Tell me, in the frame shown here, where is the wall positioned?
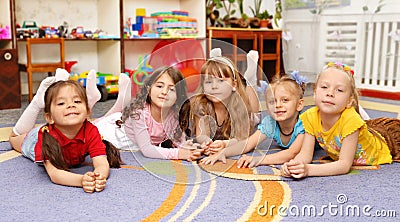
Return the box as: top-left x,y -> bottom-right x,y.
282,0 -> 400,81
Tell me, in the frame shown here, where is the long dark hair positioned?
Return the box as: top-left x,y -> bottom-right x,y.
120,66 -> 189,143
41,80 -> 122,170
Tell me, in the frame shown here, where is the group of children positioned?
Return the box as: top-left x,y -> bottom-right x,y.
9,48 -> 400,192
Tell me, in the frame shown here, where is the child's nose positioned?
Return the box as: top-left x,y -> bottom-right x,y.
211,79 -> 218,89
161,87 -> 169,94
67,101 -> 76,108
326,89 -> 334,97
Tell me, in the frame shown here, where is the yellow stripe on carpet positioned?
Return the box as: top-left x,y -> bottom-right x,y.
168,163 -> 201,221
142,160 -> 188,221
0,150 -> 21,163
0,127 -> 12,142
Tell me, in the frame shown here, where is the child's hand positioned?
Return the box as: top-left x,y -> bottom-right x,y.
280,162 -> 292,177
237,155 -> 263,168
200,149 -> 226,165
82,172 -> 96,193
286,160 -> 308,178
180,140 -> 198,150
94,172 -> 107,192
206,140 -> 226,155
178,148 -> 204,162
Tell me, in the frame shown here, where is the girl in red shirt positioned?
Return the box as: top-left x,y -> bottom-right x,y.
9,74 -> 121,193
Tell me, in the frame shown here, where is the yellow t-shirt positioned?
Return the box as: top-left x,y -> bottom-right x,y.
300,107 -> 392,165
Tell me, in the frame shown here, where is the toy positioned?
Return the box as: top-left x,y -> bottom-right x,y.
126,54 -> 153,96
16,20 -> 39,39
0,24 -> 10,39
64,61 -> 78,73
58,21 -> 69,38
71,26 -> 85,39
70,71 -> 120,101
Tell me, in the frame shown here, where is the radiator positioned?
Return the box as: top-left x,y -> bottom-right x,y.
319,14 -> 400,92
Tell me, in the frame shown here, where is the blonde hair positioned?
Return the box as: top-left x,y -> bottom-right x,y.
315,63 -> 360,114
189,57 -> 254,140
266,74 -> 306,100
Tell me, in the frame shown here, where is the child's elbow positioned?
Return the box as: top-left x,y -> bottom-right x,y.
47,172 -> 61,184
338,162 -> 353,175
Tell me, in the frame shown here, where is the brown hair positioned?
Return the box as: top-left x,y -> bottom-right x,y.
41,80 -> 122,169
189,57 -> 254,140
120,66 -> 188,143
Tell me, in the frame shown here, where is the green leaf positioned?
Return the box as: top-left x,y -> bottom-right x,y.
362,6 -> 368,12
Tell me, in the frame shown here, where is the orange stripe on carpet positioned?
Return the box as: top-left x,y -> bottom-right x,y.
142,160 -> 188,221
246,181 -> 285,221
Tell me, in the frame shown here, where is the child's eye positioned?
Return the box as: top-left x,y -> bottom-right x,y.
204,80 -> 212,84
267,100 -> 275,105
320,85 -> 327,89
74,100 -> 82,103
218,79 -> 225,83
169,87 -> 176,92
282,98 -> 289,103
337,89 -> 344,92
57,102 -> 65,106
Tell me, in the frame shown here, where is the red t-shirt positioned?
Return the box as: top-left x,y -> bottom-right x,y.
34,120 -> 106,167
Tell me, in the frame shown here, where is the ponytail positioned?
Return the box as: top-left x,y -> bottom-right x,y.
103,140 -> 123,168
41,125 -> 69,171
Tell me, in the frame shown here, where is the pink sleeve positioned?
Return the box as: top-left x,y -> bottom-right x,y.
124,110 -> 179,159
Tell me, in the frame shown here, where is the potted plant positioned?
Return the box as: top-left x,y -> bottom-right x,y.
248,0 -> 272,28
206,0 -> 237,27
259,9 -> 271,28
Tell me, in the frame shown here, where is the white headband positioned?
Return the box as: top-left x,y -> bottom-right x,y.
208,56 -> 237,80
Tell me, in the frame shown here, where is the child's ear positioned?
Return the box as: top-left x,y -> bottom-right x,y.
346,96 -> 354,108
44,113 -> 54,124
297,98 -> 305,111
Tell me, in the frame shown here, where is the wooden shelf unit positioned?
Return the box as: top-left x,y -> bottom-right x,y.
6,0 -> 206,95
207,27 -> 283,82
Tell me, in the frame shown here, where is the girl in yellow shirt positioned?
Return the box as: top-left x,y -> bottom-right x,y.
281,62 -> 400,178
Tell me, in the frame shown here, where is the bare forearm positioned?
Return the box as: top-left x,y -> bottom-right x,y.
261,149 -> 298,165
93,156 -> 110,178
94,164 -> 110,178
49,170 -> 84,187
306,161 -> 352,177
224,139 -> 250,157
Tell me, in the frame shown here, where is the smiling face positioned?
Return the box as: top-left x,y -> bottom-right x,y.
314,68 -> 354,116
45,85 -> 89,132
266,84 -> 304,122
149,72 -> 178,110
203,74 -> 235,104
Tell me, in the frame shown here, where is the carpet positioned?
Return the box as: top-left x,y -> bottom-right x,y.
1,140 -> 399,222
1,97 -> 400,221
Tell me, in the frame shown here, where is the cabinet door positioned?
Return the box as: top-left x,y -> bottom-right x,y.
0,49 -> 20,109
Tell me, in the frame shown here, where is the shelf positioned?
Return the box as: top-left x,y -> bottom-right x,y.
4,0 -> 206,95
207,27 -> 283,82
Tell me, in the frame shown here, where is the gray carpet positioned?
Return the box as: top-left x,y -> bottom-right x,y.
1,140 -> 399,221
